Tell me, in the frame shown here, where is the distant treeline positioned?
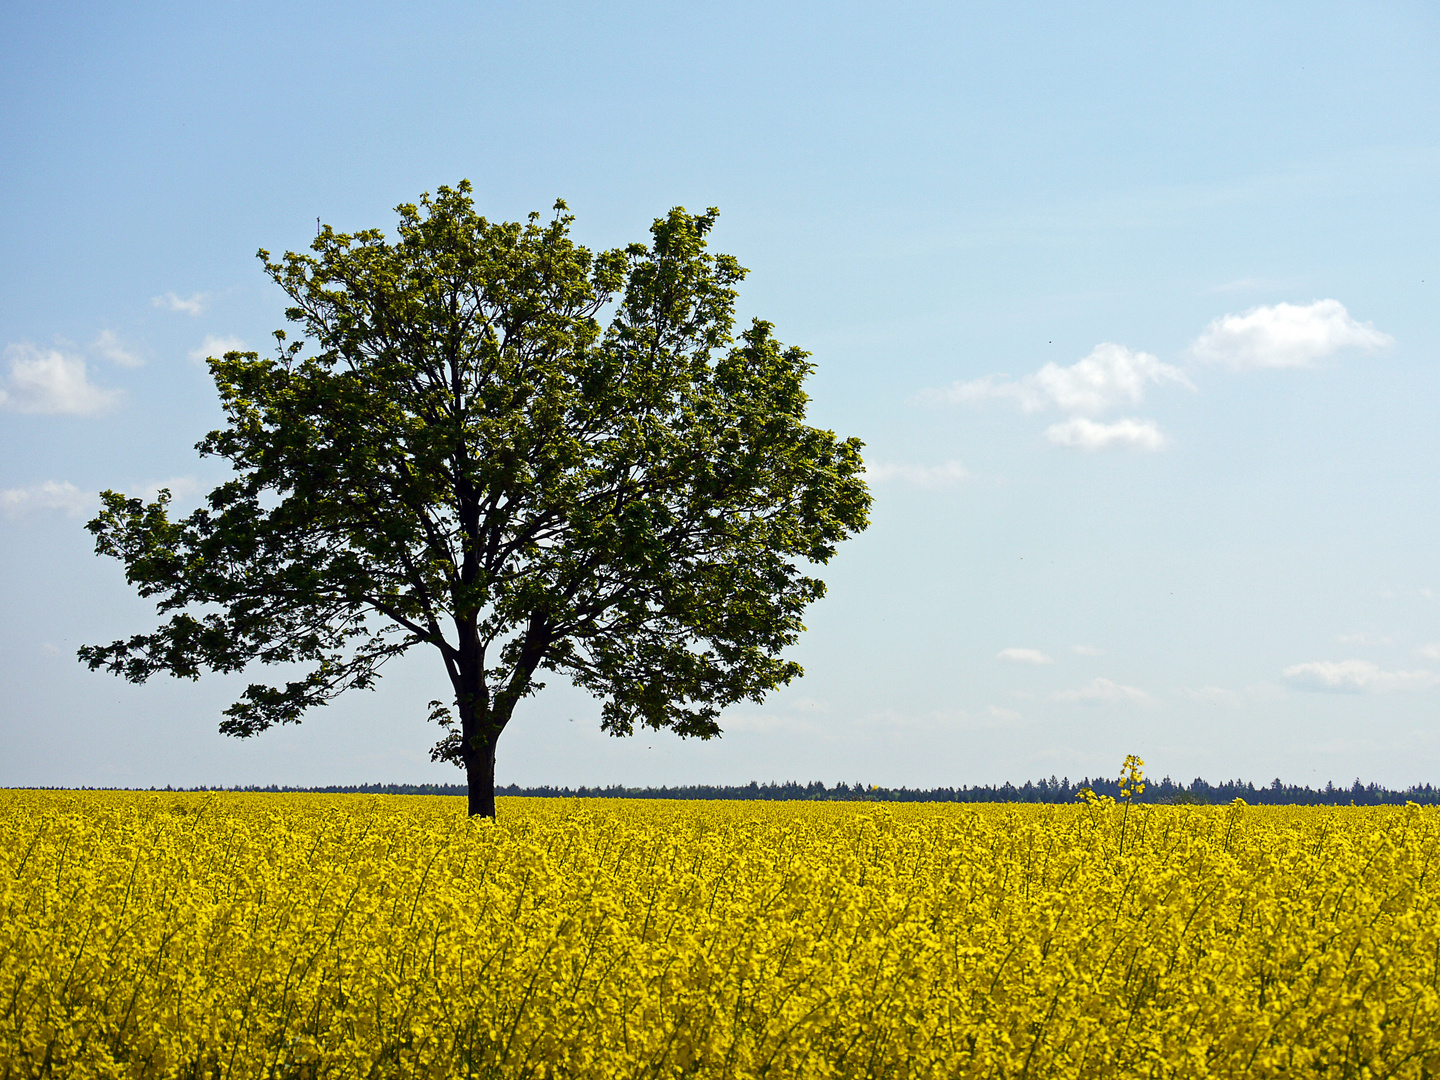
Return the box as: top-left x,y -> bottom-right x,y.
90,776 -> 1440,806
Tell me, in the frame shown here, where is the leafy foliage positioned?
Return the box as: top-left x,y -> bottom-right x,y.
80,183 -> 869,809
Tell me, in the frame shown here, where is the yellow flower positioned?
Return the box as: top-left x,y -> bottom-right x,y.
3,790 -> 1439,1077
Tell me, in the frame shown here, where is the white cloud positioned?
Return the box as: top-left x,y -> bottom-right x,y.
864,460 -> 970,488
188,334 -> 247,365
997,647 -> 1052,665
1192,299 -> 1392,370
0,475 -> 204,523
1044,417 -> 1167,452
927,343 -> 1194,415
92,330 -> 143,368
1419,643 -> 1440,661
1052,677 -> 1156,705
1282,659 -> 1439,693
134,475 -> 204,505
1072,644 -> 1104,656
0,343 -> 125,415
0,481 -> 95,521
152,292 -> 209,316
988,706 -> 1023,723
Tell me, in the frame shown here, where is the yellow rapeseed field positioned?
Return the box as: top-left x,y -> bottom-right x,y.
3,791 -> 1439,1078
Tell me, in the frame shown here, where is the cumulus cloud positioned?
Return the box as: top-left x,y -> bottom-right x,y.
926,343 -> 1194,415
152,292 -> 209,316
997,647 -> 1053,665
0,481 -> 95,521
1072,644 -> 1104,656
1282,659 -> 1439,693
1,475 -> 204,523
864,460 -> 970,488
1052,678 -> 1155,705
0,343 -> 125,415
1419,643 -> 1440,661
188,334 -> 247,365
92,329 -> 143,368
133,475 -> 204,505
1192,300 -> 1392,370
1044,417 -> 1166,452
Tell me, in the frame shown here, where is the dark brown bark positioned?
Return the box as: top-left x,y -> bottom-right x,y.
453,611 -> 497,817
457,615 -> 551,818
466,737 -> 496,818
457,682 -> 499,819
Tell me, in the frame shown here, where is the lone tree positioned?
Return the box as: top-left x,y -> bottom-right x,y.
81,184 -> 869,816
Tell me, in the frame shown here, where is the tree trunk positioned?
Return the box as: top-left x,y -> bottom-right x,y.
466,738 -> 497,818
454,620 -> 495,818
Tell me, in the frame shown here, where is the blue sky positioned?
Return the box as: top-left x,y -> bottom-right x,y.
3,0 -> 1439,790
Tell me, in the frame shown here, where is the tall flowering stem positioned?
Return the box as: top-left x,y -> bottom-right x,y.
1118,754 -> 1146,856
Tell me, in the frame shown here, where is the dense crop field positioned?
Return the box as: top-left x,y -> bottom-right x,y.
3,793 -> 1440,1078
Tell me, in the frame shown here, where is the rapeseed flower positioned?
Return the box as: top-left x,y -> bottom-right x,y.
1,790 -> 1438,1077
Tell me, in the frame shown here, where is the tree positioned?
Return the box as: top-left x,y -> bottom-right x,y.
80,183 -> 871,817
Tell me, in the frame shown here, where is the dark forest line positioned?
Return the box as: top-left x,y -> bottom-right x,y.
35,776 -> 1440,806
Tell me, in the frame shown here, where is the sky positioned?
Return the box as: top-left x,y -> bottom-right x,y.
3,0 -> 1439,792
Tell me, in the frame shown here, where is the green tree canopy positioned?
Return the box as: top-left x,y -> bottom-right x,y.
80,183 -> 871,816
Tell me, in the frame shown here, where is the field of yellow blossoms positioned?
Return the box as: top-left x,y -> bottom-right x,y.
4,790 -> 1440,1078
